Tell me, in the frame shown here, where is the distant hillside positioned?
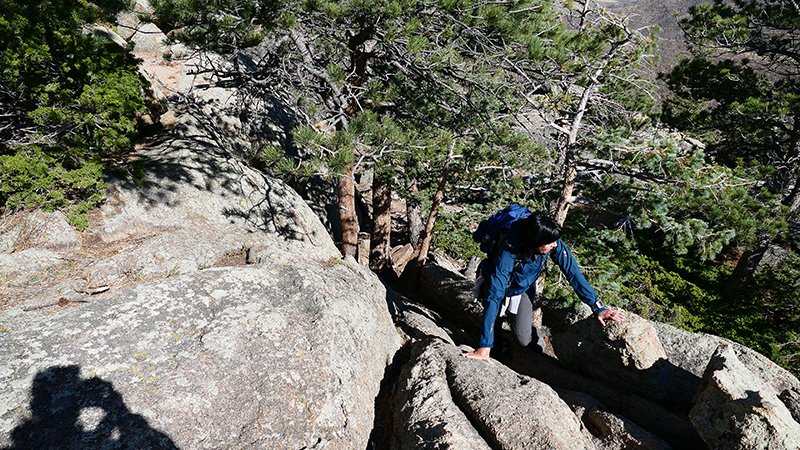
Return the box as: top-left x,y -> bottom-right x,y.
600,0 -> 708,77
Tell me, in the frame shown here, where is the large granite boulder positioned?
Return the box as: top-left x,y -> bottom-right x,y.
0,95 -> 401,449
550,312 -> 698,411
505,342 -> 704,449
447,343 -> 597,450
653,321 -> 800,421
690,344 -> 800,450
417,260 -> 482,334
556,390 -> 672,450
394,305 -> 675,450
392,319 -> 597,449
1,255 -> 401,450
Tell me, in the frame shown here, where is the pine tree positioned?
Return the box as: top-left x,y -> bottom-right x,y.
148,0 -> 661,272
515,0 -> 659,225
661,0 -> 798,295
0,0 -> 146,228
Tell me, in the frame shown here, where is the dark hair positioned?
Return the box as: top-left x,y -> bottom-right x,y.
518,212 -> 561,259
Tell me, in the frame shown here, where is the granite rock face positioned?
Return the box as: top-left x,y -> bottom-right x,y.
0,102 -> 337,312
1,258 -> 400,450
0,73 -> 399,449
392,331 -> 597,450
392,335 -> 492,450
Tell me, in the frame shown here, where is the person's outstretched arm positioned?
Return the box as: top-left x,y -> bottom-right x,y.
550,240 -> 625,326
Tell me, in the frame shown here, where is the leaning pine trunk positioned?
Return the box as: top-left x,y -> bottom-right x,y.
406,179 -> 423,249
724,235 -> 772,301
416,145 -> 454,265
415,178 -> 444,265
338,166 -> 359,257
549,53 -> 599,226
782,123 -> 800,213
785,179 -> 800,214
334,21 -> 373,259
369,174 -> 392,272
553,163 -> 577,227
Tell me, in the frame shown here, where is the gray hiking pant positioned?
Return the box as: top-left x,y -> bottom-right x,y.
480,280 -> 545,352
508,292 -> 545,351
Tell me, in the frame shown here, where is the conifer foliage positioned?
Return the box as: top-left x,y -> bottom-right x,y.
0,0 -> 146,228
147,0 -> 661,269
660,0 -> 800,374
662,0 -> 800,215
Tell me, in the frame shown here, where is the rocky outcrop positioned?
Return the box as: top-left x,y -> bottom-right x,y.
411,260 -> 800,450
551,314 -> 691,409
690,344 -> 800,449
392,335 -> 493,450
1,259 -> 401,450
447,345 -> 597,450
0,102 -> 336,312
556,388 -> 672,450
0,76 -> 399,449
506,345 -> 704,449
653,321 -> 800,422
394,310 -> 597,450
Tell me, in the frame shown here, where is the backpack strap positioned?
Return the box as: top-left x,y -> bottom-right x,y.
488,223 -> 526,263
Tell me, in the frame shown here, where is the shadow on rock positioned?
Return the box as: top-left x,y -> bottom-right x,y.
549,314 -> 701,412
105,101 -> 329,246
3,366 -> 178,450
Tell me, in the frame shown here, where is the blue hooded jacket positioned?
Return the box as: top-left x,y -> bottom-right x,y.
478,222 -> 605,348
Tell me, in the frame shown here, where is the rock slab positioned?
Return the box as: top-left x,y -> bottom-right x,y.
690,344 -> 800,450
1,256 -> 401,450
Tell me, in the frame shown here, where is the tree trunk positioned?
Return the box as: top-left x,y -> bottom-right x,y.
785,177 -> 800,214
333,21 -> 373,258
369,174 -> 392,273
780,118 -> 800,213
463,256 -> 482,281
345,19 -> 375,115
416,146 -> 454,265
724,235 -> 772,301
338,166 -> 359,257
553,163 -> 577,227
406,179 -> 423,249
415,180 -> 445,265
546,32 -> 625,226
550,79 -> 588,226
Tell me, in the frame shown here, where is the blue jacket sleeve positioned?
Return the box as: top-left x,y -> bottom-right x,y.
478,245 -> 516,348
550,239 -> 606,313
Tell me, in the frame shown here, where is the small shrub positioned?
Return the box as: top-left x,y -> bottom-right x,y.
431,207 -> 484,261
